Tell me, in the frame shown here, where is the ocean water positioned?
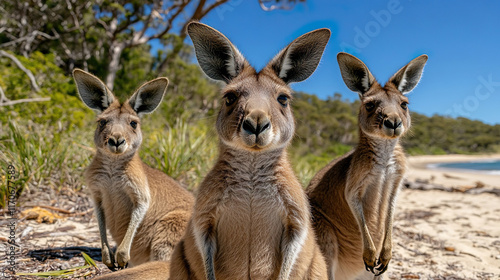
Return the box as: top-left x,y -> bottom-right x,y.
432,160 -> 500,175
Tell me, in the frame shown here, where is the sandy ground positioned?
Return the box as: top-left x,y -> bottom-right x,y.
386,154 -> 500,279
389,190 -> 500,279
1,154 -> 500,279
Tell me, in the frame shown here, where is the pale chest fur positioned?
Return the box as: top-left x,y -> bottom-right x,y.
359,140 -> 404,196
366,154 -> 398,193
214,153 -> 287,279
85,157 -> 150,243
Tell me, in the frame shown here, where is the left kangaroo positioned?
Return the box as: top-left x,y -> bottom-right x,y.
73,69 -> 194,271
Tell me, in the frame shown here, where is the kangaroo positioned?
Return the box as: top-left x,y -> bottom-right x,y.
307,53 -> 428,279
166,22 -> 330,280
94,261 -> 171,280
74,69 -> 194,271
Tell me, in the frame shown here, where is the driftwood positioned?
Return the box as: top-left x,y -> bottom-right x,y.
22,205 -> 73,215
28,246 -> 102,262
404,179 -> 500,196
466,188 -> 500,196
403,179 -> 448,192
20,205 -> 93,217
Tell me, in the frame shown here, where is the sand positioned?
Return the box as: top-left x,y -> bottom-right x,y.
387,154 -> 500,279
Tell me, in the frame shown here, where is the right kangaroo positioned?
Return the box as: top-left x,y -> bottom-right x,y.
307,52 -> 428,280
169,22 -> 330,280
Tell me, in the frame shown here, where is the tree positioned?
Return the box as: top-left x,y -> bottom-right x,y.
94,0 -> 232,90
0,0 -> 94,71
1,0 -> 307,90
0,0 -> 231,88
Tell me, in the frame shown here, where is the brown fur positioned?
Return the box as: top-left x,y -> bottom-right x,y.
307,53 -> 428,280
169,22 -> 331,280
73,70 -> 194,273
94,261 -> 170,280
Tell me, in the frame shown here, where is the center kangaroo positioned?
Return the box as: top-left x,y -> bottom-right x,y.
73,70 -> 194,271
307,53 -> 428,279
169,22 -> 330,280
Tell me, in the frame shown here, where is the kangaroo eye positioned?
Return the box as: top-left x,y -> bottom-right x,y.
401,102 -> 408,110
98,119 -> 107,127
365,102 -> 375,111
277,94 -> 289,107
224,92 -> 237,106
130,121 -> 137,129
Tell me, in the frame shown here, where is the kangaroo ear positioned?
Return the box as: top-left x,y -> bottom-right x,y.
388,55 -> 428,94
267,28 -> 330,84
73,69 -> 115,113
187,22 -> 247,83
128,78 -> 168,117
337,52 -> 376,95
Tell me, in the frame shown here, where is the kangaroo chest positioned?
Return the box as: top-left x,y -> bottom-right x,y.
215,174 -> 286,279
88,167 -> 140,243
360,155 -> 400,237
364,154 -> 398,193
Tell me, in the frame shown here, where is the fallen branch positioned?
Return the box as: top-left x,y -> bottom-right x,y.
21,204 -> 93,217
404,179 -> 500,196
460,251 -> 482,262
70,208 -> 94,217
22,205 -> 73,215
466,187 -> 500,196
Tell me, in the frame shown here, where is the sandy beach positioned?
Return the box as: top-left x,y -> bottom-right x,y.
406,154 -> 500,189
388,154 -> 500,279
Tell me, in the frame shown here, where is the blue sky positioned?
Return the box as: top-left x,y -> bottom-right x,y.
180,0 -> 500,125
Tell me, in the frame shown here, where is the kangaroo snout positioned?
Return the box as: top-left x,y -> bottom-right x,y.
383,116 -> 403,137
108,136 -> 126,147
107,135 -> 127,153
243,110 -> 271,136
383,118 -> 402,130
240,109 -> 273,149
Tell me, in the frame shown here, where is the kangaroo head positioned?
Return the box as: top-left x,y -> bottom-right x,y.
73,69 -> 168,156
187,22 -> 330,152
337,52 -> 427,139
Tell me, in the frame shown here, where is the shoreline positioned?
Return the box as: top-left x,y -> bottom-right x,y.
406,154 -> 500,189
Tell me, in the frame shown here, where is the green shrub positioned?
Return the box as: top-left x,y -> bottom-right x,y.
0,51 -> 89,130
142,119 -> 218,190
0,120 -> 92,207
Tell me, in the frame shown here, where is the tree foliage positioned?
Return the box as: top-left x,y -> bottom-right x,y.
0,51 -> 87,129
1,0 -> 306,90
403,113 -> 500,155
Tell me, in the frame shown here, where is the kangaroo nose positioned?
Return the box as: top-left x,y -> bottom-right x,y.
383,118 -> 402,130
243,115 -> 271,136
108,136 -> 126,147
